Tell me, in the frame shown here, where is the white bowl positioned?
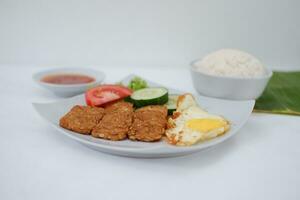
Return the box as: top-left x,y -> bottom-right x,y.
190,63 -> 273,100
33,68 -> 105,97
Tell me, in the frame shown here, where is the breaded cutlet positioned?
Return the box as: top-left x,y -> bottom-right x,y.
134,105 -> 168,116
104,101 -> 133,114
129,105 -> 168,142
59,105 -> 105,134
91,102 -> 134,141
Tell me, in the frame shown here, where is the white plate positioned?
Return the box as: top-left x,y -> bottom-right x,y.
33,74 -> 255,158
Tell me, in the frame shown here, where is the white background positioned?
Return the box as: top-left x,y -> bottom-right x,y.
1,66 -> 300,200
0,0 -> 300,67
1,1 -> 300,200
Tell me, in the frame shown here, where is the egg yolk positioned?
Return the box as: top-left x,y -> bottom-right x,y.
186,118 -> 227,133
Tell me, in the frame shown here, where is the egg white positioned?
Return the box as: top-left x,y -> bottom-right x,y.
166,94 -> 230,146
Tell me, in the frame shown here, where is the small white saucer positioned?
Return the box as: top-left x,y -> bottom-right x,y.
33,68 -> 105,97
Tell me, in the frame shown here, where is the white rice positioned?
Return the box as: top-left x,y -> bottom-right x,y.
194,49 -> 266,78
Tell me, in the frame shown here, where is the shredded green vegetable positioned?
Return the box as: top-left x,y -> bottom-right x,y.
128,77 -> 148,91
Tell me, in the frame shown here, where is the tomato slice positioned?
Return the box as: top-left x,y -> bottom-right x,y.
85,85 -> 132,106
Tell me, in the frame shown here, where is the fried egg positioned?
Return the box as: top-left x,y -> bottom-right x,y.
166,93 -> 230,146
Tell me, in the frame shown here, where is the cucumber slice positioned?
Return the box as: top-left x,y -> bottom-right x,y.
124,96 -> 133,103
130,87 -> 168,108
166,94 -> 179,115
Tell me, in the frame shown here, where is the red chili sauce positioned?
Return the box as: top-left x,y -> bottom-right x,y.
41,74 -> 95,85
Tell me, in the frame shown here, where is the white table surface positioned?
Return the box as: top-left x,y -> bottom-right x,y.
1,66 -> 299,200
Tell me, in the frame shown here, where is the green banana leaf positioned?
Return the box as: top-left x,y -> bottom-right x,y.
254,71 -> 300,115
254,72 -> 300,115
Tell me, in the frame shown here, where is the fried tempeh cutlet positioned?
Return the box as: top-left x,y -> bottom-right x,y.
129,105 -> 168,142
59,105 -> 105,134
91,101 -> 134,141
